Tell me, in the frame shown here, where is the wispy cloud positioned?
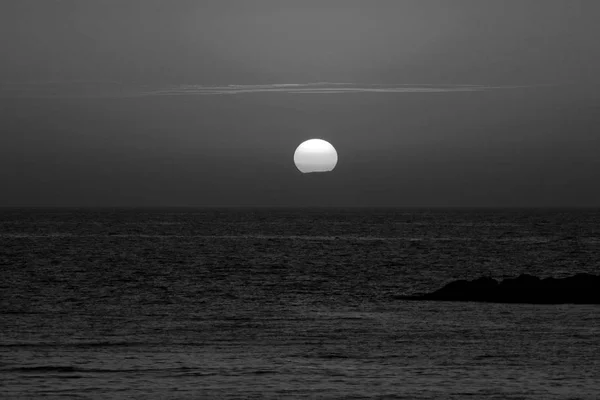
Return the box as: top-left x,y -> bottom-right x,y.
0,82 -> 541,99
141,83 -> 496,96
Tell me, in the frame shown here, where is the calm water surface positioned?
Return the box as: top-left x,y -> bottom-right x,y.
1,208 -> 599,398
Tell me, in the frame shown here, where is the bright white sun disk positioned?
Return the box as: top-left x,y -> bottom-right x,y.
294,139 -> 338,173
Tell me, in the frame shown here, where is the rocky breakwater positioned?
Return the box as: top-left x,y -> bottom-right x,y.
395,273 -> 600,304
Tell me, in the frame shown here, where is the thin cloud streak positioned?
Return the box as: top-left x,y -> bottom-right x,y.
0,82 -> 547,99
141,83 -> 489,96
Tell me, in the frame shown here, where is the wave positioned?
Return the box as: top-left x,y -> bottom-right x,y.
1,365 -> 195,374
0,233 -> 568,243
0,342 -> 149,348
2,365 -> 280,377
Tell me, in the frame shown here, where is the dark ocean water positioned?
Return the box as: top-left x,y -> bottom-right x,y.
1,208 -> 599,399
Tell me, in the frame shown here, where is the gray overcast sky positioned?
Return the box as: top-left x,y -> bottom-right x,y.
1,0 -> 599,206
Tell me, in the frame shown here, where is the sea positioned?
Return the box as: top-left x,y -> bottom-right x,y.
1,208 -> 599,399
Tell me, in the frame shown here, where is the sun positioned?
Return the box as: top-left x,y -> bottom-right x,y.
293,139 -> 338,173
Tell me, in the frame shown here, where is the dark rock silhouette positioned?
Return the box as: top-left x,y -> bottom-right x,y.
395,273 -> 600,304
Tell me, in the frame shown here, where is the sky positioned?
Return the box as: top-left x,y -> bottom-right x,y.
1,0 -> 599,207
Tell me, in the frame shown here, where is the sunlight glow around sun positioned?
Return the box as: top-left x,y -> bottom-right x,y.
293,139 -> 338,173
